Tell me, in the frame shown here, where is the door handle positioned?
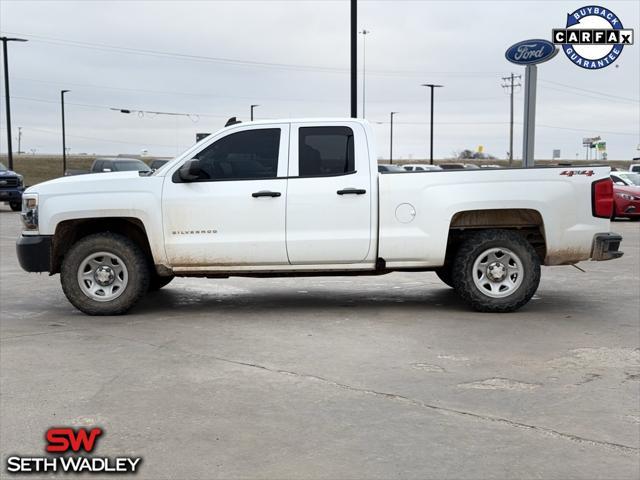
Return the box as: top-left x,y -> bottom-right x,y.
337,188 -> 366,195
252,190 -> 281,198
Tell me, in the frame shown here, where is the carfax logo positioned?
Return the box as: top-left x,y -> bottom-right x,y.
5,427 -> 142,474
552,5 -> 634,69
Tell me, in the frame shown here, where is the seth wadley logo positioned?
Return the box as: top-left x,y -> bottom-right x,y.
553,5 -> 634,69
5,427 -> 142,474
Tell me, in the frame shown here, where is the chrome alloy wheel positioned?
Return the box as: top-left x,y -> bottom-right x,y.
471,247 -> 524,298
77,251 -> 129,302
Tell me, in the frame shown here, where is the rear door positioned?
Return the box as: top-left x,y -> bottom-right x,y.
286,122 -> 372,264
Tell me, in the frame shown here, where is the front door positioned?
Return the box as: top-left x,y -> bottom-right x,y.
162,124 -> 289,267
286,122 -> 372,264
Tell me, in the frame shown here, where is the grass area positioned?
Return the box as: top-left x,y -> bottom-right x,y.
0,155 -> 165,187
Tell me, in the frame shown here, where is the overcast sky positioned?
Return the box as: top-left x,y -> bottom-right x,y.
1,0 -> 639,160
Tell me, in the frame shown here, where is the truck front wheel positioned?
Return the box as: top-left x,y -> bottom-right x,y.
61,233 -> 150,315
9,201 -> 21,211
451,229 -> 540,313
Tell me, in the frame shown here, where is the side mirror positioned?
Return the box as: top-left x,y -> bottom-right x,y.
178,159 -> 203,182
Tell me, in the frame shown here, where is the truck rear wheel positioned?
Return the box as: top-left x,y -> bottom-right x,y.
451,229 -> 540,313
60,233 -> 150,315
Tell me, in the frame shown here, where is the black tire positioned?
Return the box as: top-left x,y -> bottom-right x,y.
60,233 -> 150,315
149,273 -> 174,291
451,229 -> 541,313
9,201 -> 21,211
434,265 -> 454,288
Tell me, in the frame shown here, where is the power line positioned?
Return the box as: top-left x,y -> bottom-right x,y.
1,31 -> 505,78
539,84 -> 638,105
540,79 -> 640,103
23,127 -> 181,148
10,95 -> 230,118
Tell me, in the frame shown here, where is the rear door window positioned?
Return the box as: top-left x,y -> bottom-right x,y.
298,127 -> 354,177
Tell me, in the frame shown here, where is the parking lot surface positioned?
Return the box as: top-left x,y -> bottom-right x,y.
1,205 -> 639,479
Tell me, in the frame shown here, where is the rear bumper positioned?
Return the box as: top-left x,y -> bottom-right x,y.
591,232 -> 623,261
16,235 -> 52,272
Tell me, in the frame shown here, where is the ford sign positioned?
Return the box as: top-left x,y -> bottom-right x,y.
505,39 -> 558,65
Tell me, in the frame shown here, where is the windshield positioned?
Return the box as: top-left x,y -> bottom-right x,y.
0,162 -> 6,171
618,172 -> 640,186
113,160 -> 151,172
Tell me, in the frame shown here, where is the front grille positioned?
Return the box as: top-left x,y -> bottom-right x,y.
0,177 -> 19,188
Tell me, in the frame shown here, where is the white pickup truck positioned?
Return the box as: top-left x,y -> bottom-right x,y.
16,118 -> 623,315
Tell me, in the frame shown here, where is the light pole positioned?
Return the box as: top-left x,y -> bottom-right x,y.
389,112 -> 397,164
359,29 -> 370,118
1,36 -> 28,170
61,90 -> 70,175
250,104 -> 259,121
350,0 -> 357,118
421,83 -> 443,164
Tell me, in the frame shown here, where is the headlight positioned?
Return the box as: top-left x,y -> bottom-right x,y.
616,193 -> 639,201
21,193 -> 39,232
17,174 -> 24,187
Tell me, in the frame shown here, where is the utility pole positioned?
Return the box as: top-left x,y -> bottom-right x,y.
350,0 -> 357,118
61,90 -> 70,176
389,112 -> 397,164
421,84 -> 443,164
250,104 -> 259,121
359,29 -> 370,118
1,36 -> 28,170
501,73 -> 521,165
17,127 -> 22,154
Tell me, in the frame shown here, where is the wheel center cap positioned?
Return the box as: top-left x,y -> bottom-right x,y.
94,266 -> 115,286
486,262 -> 507,281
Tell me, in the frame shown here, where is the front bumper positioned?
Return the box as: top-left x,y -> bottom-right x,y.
16,235 -> 52,272
591,233 -> 623,261
0,188 -> 23,202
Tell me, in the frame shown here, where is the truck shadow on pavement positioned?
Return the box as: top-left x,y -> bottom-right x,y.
128,284 -> 603,319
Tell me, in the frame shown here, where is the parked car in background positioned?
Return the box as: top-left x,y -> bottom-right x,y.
629,164 -> 640,173
150,159 -> 170,170
402,164 -> 442,172
0,162 -> 24,211
612,172 -> 640,187
65,158 -> 152,176
438,163 -> 466,170
611,172 -> 640,220
91,158 -> 152,173
378,164 -> 407,173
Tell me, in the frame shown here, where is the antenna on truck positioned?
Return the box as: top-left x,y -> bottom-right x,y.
225,117 -> 242,127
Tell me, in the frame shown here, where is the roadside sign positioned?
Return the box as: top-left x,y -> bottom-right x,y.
505,39 -> 558,65
506,39 -> 559,168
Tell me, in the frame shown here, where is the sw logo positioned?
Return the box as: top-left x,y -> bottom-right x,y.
5,427 -> 142,474
552,5 -> 634,69
46,427 -> 103,453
